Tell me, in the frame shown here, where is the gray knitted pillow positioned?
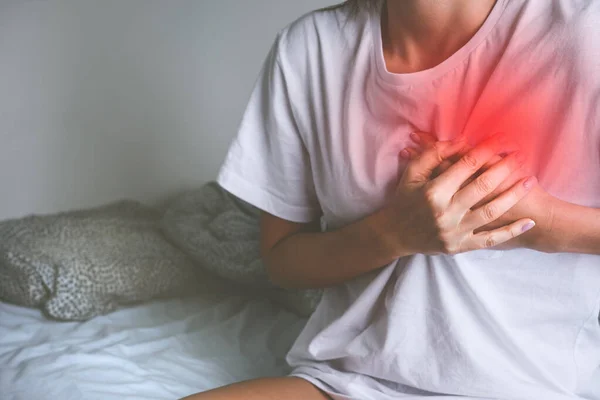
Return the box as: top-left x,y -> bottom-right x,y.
0,201 -> 200,321
161,182 -> 323,316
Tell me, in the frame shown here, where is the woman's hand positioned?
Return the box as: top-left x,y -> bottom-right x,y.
384,134 -> 537,257
475,184 -> 557,252
404,132 -> 558,252
403,132 -> 525,205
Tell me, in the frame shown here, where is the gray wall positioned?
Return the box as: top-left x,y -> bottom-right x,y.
0,0 -> 333,220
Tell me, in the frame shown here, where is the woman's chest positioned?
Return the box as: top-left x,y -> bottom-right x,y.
307,75 -> 600,230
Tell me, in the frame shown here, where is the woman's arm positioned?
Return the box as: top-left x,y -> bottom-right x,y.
491,186 -> 600,254
261,210 -> 402,289
540,197 -> 600,254
262,138 -> 535,290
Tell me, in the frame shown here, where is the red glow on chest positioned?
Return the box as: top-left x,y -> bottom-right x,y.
434,78 -> 573,178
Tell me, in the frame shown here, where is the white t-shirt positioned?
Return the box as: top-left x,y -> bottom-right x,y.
217,0 -> 600,399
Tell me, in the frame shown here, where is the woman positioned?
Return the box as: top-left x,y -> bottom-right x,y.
184,0 -> 600,399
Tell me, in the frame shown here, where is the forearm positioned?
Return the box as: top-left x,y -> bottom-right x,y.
265,209 -> 403,289
547,199 -> 600,254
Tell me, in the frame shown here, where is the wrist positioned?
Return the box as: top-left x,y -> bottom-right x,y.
530,191 -> 562,253
542,197 -> 599,254
370,206 -> 414,259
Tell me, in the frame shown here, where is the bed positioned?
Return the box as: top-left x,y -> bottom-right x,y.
0,181 -> 321,400
0,277 -> 307,400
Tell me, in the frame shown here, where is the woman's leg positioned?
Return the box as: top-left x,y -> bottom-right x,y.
180,377 -> 332,400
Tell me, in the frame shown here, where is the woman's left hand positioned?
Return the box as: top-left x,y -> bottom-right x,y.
404,132 -> 558,252
478,184 -> 557,252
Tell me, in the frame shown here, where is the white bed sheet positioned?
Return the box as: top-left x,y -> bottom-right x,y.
0,281 -> 307,400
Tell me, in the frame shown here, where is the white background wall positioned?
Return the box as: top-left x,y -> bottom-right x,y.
0,0 -> 333,220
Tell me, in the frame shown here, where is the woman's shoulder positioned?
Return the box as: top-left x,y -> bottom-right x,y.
274,2 -> 372,69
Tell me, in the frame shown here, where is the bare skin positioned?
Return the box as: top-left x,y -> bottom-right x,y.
181,1 -> 512,399
383,0 -> 497,72
406,132 -> 600,255
180,377 -> 332,400
181,136 -> 533,399
263,137 -> 533,289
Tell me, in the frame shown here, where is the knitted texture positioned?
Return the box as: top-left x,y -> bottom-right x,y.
161,182 -> 322,316
0,201 -> 199,320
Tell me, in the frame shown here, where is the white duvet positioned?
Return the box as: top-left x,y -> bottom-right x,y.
0,279 -> 306,400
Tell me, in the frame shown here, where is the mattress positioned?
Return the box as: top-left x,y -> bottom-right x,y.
0,278 -> 307,400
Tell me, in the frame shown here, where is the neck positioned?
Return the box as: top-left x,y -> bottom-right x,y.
383,0 -> 497,72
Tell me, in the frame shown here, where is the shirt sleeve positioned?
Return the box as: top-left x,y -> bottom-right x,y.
217,34 -> 321,223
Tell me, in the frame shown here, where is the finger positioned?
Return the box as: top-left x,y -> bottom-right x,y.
447,135 -> 516,169
447,149 -> 498,190
431,160 -> 454,179
459,173 -> 479,191
432,140 -> 473,175
410,132 -> 438,147
430,140 -> 472,178
431,133 -> 511,196
444,144 -> 474,178
443,147 -> 504,191
437,159 -> 454,174
461,175 -> 537,230
441,144 -> 509,192
480,153 -> 504,173
450,151 -> 525,212
470,155 -> 528,209
399,147 -> 421,160
466,218 -> 536,251
401,139 -> 469,186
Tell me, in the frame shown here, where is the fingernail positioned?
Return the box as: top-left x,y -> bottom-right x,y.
522,220 -> 536,233
523,176 -> 537,190
400,149 -> 411,159
410,133 -> 421,143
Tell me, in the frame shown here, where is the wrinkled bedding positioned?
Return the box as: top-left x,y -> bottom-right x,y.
0,277 -> 306,400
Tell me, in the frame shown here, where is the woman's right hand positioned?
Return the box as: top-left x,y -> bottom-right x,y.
384,134 -> 536,256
